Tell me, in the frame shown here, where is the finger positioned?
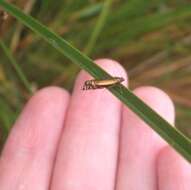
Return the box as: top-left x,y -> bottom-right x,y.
116,86 -> 175,190
158,146 -> 191,190
51,59 -> 128,190
0,87 -> 69,190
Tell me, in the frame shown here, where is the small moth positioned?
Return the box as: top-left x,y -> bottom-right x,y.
82,77 -> 124,90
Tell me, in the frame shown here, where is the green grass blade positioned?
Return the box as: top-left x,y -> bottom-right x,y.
71,3 -> 103,20
1,1 -> 191,162
108,0 -> 150,24
0,41 -> 32,94
84,0 -> 113,55
0,98 -> 16,132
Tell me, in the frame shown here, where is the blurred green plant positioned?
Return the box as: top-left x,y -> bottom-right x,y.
84,0 -> 113,55
0,0 -> 191,154
0,40 -> 32,93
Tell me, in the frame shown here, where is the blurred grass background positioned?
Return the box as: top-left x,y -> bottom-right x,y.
0,0 -> 191,149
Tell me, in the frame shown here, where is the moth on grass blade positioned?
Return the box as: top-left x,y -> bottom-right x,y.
82,77 -> 124,90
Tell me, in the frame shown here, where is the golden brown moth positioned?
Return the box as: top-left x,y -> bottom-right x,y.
82,77 -> 124,90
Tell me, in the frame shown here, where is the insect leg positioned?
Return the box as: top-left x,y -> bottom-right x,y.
82,84 -> 85,90
88,85 -> 92,90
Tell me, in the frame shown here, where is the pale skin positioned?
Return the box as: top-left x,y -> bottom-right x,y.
0,59 -> 190,190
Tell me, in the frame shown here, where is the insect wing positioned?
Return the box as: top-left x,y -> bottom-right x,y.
94,78 -> 119,87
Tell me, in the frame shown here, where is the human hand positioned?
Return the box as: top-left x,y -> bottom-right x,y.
0,59 -> 190,190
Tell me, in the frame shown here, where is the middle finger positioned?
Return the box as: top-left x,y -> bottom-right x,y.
51,59 -> 128,190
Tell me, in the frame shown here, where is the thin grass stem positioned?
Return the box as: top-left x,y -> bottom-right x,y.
0,40 -> 32,94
